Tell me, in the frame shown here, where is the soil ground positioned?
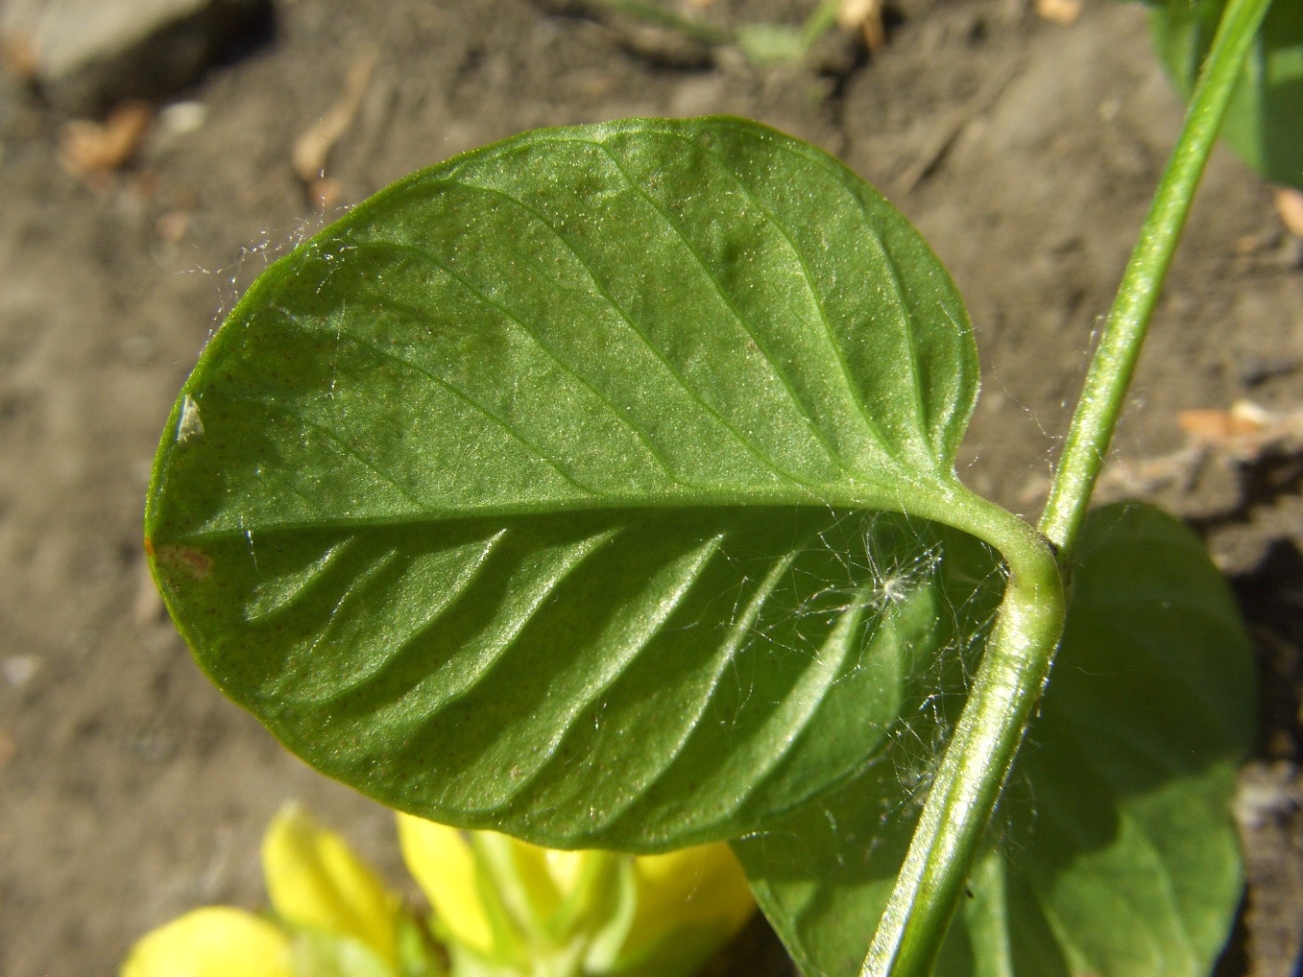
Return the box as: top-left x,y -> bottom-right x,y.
1,0 -> 1301,975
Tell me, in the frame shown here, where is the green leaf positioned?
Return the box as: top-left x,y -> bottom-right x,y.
736,502 -> 1254,977
145,117 -> 990,849
1147,0 -> 1303,190
735,24 -> 808,65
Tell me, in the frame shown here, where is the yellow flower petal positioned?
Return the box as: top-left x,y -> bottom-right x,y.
120,906 -> 291,977
396,813 -> 495,954
543,848 -> 588,896
621,842 -> 755,961
262,803 -> 399,965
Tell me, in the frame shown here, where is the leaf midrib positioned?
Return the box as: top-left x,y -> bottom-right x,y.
163,483 -> 967,544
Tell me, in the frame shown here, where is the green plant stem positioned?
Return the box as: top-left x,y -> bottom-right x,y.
963,848 -> 1013,977
1039,0 -> 1274,561
862,493 -> 1064,977
863,1 -> 1273,972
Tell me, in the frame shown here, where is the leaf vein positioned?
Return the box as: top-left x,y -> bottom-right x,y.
767,137 -> 938,462
442,179 -> 815,491
343,239 -> 689,489
335,328 -> 600,496
492,531 -> 732,813
614,131 -> 911,473
589,140 -> 852,473
594,533 -> 817,831
298,417 -> 428,508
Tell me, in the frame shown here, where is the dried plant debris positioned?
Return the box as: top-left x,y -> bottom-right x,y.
537,0 -> 721,65
1019,401 -> 1303,509
1095,401 -> 1302,499
1035,0 -> 1084,26
291,45 -> 379,209
533,0 -> 863,68
1276,187 -> 1303,240
1178,401 -> 1303,461
59,100 -> 153,180
838,0 -> 886,51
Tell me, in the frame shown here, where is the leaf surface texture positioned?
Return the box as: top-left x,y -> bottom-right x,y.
146,117 -> 983,848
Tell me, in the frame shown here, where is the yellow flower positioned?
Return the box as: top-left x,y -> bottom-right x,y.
122,805 -> 424,977
396,813 -> 755,977
120,906 -> 292,977
396,815 -> 497,955
617,844 -> 756,976
123,805 -> 754,977
263,803 -> 402,967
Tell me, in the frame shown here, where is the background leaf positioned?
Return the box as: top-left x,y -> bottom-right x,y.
146,117 -> 988,849
1145,0 -> 1303,190
736,501 -> 1255,977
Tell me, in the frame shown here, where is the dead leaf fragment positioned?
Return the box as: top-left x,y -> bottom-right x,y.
292,46 -> 378,190
839,0 -> 886,51
1035,0 -> 1083,25
176,393 -> 203,442
897,60 -> 1022,193
1176,400 -> 1303,462
157,100 -> 207,139
1078,400 -> 1303,506
0,32 -> 38,79
59,101 -> 154,178
1179,402 -> 1270,444
1275,186 -> 1303,239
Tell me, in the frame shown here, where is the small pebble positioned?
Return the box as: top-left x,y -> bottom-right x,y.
120,333 -> 157,364
157,101 -> 207,139
1,655 -> 39,688
1235,764 -> 1301,831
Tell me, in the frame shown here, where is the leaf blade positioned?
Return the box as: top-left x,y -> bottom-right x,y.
147,116 -> 985,848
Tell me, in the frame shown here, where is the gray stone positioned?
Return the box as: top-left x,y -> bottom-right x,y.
0,0 -> 271,115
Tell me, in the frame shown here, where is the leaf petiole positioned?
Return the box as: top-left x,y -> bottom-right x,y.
860,491 -> 1063,977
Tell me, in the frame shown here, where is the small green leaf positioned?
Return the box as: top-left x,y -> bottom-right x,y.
146,117 -> 991,849
735,24 -> 808,65
737,502 -> 1254,977
1146,0 -> 1303,190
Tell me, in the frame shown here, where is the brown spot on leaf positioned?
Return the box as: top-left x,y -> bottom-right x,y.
153,543 -> 212,580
